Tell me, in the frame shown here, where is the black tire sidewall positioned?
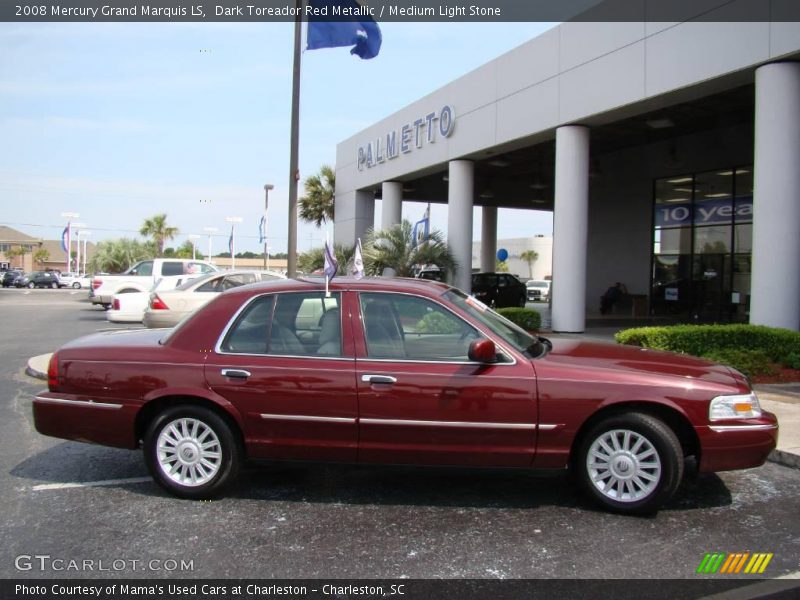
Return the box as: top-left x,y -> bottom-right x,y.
143,405 -> 240,499
577,412 -> 683,514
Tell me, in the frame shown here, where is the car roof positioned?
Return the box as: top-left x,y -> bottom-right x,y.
222,276 -> 452,298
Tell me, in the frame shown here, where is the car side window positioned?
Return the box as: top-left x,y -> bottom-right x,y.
219,295 -> 275,354
196,277 -> 223,292
130,261 -> 153,276
270,293 -> 340,356
161,262 -> 185,276
222,273 -> 256,290
360,293 -> 480,361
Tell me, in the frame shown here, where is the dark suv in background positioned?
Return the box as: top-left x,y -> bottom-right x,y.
16,271 -> 61,289
470,272 -> 527,308
2,270 -> 24,287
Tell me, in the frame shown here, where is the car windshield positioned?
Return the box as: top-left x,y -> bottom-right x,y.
527,281 -> 548,288
471,274 -> 496,287
443,288 -> 546,356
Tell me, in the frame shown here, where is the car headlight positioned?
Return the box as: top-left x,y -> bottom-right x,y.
709,392 -> 762,421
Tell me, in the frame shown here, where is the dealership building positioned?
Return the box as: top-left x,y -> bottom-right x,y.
334,11 -> 800,332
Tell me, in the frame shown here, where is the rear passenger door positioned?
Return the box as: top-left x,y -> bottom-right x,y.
205,290 -> 358,462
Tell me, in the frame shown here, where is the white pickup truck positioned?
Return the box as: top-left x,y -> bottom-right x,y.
90,258 -> 218,308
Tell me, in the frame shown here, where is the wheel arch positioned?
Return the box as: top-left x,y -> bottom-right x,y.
134,394 -> 246,455
568,401 -> 699,468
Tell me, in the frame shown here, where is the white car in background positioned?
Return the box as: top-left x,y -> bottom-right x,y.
106,275 -> 201,324
143,269 -> 285,328
526,279 -> 552,302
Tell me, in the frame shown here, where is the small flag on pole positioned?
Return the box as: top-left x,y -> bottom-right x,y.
412,205 -> 430,248
323,234 -> 338,296
258,215 -> 266,244
228,225 -> 234,257
306,0 -> 382,60
353,238 -> 364,279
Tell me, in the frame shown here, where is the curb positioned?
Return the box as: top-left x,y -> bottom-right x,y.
768,449 -> 800,470
26,353 -> 50,381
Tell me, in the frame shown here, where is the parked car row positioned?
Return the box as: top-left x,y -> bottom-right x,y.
1,269 -> 94,289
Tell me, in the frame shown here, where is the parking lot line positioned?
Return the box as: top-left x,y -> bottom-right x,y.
32,477 -> 151,491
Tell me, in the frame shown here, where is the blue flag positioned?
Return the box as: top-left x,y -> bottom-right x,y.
258,215 -> 266,244
61,223 -> 70,253
306,0 -> 382,60
228,225 -> 234,257
411,206 -> 430,248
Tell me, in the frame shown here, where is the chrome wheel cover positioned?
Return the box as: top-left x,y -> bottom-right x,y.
157,418 -> 222,487
586,428 -> 661,503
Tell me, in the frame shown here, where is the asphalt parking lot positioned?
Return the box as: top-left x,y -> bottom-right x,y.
1,288 -> 799,582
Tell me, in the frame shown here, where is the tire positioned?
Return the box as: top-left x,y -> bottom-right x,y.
72,282 -> 81,289
575,412 -> 683,514
518,295 -> 526,307
143,405 -> 241,499
27,282 -> 35,289
51,282 -> 58,289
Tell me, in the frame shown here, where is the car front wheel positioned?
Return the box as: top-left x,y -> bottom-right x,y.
27,282 -> 34,289
576,412 -> 683,514
72,282 -> 81,289
144,405 -> 241,499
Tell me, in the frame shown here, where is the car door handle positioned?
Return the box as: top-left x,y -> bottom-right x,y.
221,369 -> 251,379
361,374 -> 397,385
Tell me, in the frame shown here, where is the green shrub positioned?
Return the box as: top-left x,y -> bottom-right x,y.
700,349 -> 776,377
615,324 -> 800,365
783,352 -> 800,370
496,307 -> 542,331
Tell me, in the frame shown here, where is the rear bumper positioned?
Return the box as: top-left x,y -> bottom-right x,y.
91,293 -> 112,305
33,391 -> 138,449
142,311 -> 181,329
697,411 -> 779,472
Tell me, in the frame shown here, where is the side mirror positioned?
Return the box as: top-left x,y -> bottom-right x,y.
468,338 -> 497,363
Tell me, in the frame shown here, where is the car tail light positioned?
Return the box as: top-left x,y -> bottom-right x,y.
150,294 -> 169,310
92,278 -> 102,290
112,298 -> 120,311
47,352 -> 59,391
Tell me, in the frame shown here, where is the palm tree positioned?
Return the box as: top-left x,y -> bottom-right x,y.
298,243 -> 355,274
33,248 -> 50,268
140,214 -> 178,256
89,238 -> 155,273
362,220 -> 456,278
520,249 -> 539,278
299,165 -> 335,227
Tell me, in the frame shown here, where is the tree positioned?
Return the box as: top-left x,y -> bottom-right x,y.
362,220 -> 456,278
33,248 -> 50,268
140,214 -> 179,256
5,245 -> 28,263
298,244 -> 355,274
520,249 -> 539,278
89,238 -> 155,273
299,165 -> 335,227
496,259 -> 509,272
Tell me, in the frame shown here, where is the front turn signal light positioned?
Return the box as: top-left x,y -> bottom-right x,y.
709,392 -> 762,421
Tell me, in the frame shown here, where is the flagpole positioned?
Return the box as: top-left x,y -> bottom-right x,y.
287,0 -> 303,278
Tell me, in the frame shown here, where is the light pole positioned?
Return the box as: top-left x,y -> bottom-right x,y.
225,217 -> 243,269
204,227 -> 218,265
263,184 -> 273,269
60,212 -> 79,273
188,235 -> 201,260
80,231 -> 91,275
72,223 -> 86,274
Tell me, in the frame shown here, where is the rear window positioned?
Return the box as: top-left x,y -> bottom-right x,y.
161,262 -> 186,276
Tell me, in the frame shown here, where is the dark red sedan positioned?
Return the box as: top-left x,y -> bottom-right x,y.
33,277 -> 778,514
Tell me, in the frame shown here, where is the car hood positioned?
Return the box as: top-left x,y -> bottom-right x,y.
538,338 -> 744,391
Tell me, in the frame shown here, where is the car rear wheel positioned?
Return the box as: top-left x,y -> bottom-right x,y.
50,282 -> 57,289
27,282 -> 34,289
576,412 -> 683,514
144,405 -> 241,499
72,282 -> 81,289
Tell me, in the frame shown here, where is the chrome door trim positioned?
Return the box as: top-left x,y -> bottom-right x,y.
33,395 -> 123,410
260,413 -> 356,424
359,418 -> 536,430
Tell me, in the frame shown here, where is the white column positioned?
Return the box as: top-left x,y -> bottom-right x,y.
447,160 -> 474,292
551,125 -> 590,333
751,62 -> 800,331
334,190 -> 375,246
381,182 -> 403,231
480,206 -> 497,273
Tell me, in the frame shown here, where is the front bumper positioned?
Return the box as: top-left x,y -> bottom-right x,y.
696,411 -> 779,472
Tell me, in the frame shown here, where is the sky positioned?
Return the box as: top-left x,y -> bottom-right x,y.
0,20 -> 555,255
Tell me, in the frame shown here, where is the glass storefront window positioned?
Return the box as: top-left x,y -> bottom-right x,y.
652,166 -> 752,323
